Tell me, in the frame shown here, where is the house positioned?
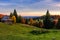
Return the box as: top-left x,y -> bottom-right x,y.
1,16 -> 9,22
1,15 -> 13,24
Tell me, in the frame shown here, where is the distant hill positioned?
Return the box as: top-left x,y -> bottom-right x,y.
23,16 -> 40,19
22,15 -> 60,19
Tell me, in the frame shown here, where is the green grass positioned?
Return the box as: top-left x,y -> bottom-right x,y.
0,22 -> 60,40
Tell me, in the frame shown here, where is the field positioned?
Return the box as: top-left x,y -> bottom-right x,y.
0,23 -> 60,40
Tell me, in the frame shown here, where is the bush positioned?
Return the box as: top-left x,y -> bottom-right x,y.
30,29 -> 49,35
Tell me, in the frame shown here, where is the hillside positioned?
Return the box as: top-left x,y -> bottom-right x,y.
0,23 -> 60,40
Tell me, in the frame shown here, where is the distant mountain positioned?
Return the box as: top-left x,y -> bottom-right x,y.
22,16 -> 40,19
22,15 -> 60,19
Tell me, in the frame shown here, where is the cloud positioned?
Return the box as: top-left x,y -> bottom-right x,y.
0,0 -> 60,16
53,0 -> 60,2
0,3 -> 13,6
49,3 -> 60,7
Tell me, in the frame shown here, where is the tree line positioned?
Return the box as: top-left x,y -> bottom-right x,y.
10,9 -> 60,29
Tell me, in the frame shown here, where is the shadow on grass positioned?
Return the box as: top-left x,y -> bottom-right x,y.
30,29 -> 50,35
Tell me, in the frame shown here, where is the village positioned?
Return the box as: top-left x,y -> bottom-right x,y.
0,9 -> 60,29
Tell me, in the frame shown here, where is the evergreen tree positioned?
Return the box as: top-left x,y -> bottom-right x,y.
43,10 -> 52,29
17,16 -> 22,23
13,9 -> 18,18
56,18 -> 60,29
13,9 -> 18,23
10,12 -> 13,17
25,19 -> 29,24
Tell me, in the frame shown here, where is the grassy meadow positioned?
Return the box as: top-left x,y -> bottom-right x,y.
0,22 -> 60,40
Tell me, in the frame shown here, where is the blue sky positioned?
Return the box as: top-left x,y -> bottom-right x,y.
0,0 -> 60,16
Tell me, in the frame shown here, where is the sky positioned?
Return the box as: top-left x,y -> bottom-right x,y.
0,0 -> 60,16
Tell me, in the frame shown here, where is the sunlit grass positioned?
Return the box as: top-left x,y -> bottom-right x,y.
0,22 -> 60,40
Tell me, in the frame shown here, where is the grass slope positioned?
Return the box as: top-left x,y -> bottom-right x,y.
0,23 -> 60,40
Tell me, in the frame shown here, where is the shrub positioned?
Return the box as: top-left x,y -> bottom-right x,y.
30,29 -> 49,35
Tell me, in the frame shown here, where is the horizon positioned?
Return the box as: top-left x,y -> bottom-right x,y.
0,10 -> 60,16
0,0 -> 60,16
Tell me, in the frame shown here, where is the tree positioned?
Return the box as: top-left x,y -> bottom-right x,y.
13,9 -> 18,18
39,21 -> 43,28
25,19 -> 29,24
13,9 -> 18,23
21,18 -> 26,24
43,10 -> 52,29
10,12 -> 13,17
53,19 -> 58,29
17,16 -> 22,23
11,16 -> 16,24
56,18 -> 60,29
0,14 -> 4,22
29,18 -> 34,25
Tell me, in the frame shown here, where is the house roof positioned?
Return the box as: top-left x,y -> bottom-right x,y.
1,16 -> 10,21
